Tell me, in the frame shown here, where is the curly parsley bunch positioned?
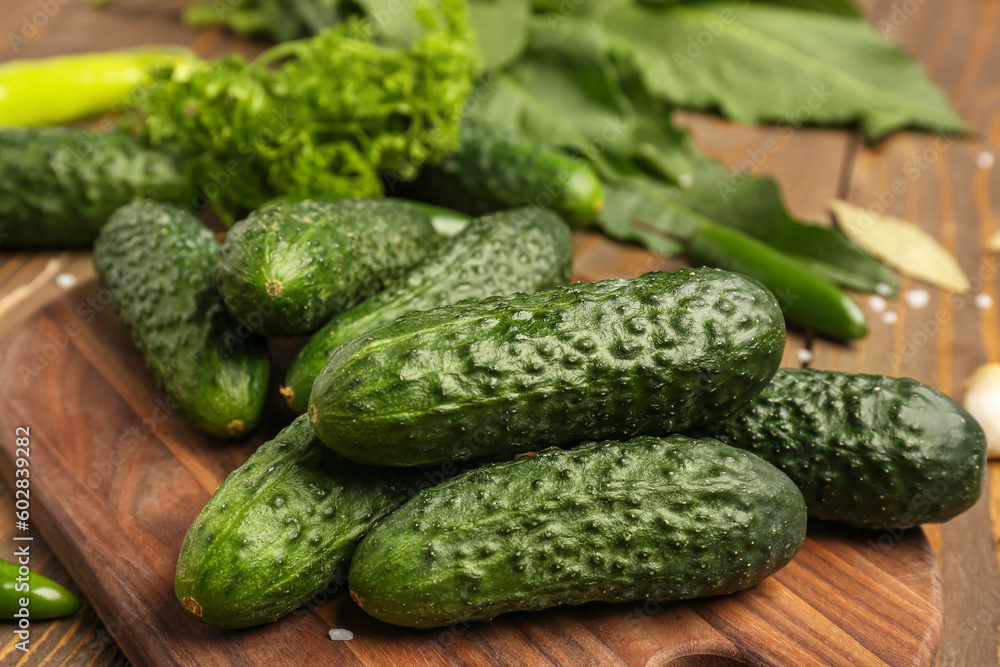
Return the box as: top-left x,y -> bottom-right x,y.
133,0 -> 478,222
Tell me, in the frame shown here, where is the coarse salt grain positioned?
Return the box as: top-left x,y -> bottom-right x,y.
975,293 -> 994,310
883,311 -> 898,325
328,629 -> 354,641
868,295 -> 887,313
55,273 -> 78,289
904,289 -> 930,309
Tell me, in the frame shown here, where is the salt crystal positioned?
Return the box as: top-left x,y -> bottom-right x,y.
977,152 -> 996,169
328,629 -> 354,641
796,349 -> 813,364
975,294 -> 994,310
882,311 -> 898,324
875,283 -> 893,297
868,295 -> 887,313
55,273 -> 78,289
904,289 -> 930,309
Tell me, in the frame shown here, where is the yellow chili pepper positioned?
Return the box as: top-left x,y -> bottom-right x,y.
0,48 -> 197,127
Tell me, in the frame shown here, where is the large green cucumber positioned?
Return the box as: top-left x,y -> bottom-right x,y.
282,208 -> 573,413
309,268 -> 786,466
695,368 -> 987,529
175,415 -> 428,628
349,435 -> 807,628
397,120 -> 604,227
93,201 -> 268,438
0,127 -> 192,248
217,199 -> 439,337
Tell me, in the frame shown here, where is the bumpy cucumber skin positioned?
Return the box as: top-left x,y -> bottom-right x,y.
175,416 -> 425,629
349,435 -> 807,628
695,368 -> 987,529
283,208 -> 573,413
217,199 -> 438,337
93,201 -> 268,438
309,268 -> 786,466
0,127 -> 192,248
401,121 -> 604,227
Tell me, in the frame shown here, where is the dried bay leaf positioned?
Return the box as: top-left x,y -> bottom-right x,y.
829,199 -> 969,293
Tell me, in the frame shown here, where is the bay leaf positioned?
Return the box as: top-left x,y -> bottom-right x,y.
829,199 -> 969,292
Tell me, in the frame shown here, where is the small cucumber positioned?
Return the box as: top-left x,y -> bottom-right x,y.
349,435 -> 807,628
695,368 -> 987,528
398,120 -> 604,227
217,199 -> 439,337
175,415 -> 427,628
0,127 -> 192,248
309,268 -> 786,466
94,201 -> 269,438
283,208 -> 573,413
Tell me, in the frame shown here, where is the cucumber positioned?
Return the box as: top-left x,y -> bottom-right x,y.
217,199 -> 439,337
695,368 -> 987,529
309,268 -> 786,466
93,201 -> 269,438
0,127 -> 192,248
282,208 -> 573,413
175,415 -> 428,628
349,435 -> 807,628
397,120 -> 604,227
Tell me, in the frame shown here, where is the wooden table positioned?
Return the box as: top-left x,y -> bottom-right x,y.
1,0 -> 998,664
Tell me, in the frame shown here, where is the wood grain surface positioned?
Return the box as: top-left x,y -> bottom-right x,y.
0,0 -> 998,664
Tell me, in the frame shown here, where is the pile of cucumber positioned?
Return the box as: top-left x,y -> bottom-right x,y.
90,197 -> 986,632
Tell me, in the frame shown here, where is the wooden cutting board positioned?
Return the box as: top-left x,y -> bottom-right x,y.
0,272 -> 941,667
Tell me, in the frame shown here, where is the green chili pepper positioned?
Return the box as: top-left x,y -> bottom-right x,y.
0,558 -> 82,620
688,225 -> 868,340
0,49 -> 197,127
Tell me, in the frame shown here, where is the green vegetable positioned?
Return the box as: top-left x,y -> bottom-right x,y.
0,559 -> 82,620
309,267 -> 786,466
349,435 -> 808,628
176,415 -> 427,628
94,201 -> 269,438
467,22 -> 899,296
0,128 -> 193,248
133,0 -> 478,221
283,207 -> 573,412
0,49 -> 196,127
688,225 -> 867,340
218,199 -> 439,338
637,0 -> 862,14
604,2 -> 963,140
695,368 -> 988,529
397,120 -> 605,227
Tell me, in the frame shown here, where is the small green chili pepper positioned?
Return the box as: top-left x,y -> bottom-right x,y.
0,49 -> 196,127
688,225 -> 868,340
0,558 -> 82,620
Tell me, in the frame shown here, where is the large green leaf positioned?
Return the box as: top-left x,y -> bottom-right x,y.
605,2 -> 963,139
355,0 -> 530,69
467,19 -> 638,168
637,0 -> 861,15
468,0 -> 531,69
597,157 -> 898,293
